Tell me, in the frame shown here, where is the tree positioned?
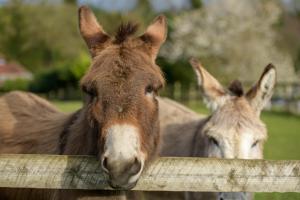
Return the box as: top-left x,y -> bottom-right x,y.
29,53 -> 90,96
0,0 -> 85,71
162,0 -> 297,84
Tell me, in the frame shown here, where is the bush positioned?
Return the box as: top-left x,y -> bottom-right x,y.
29,54 -> 90,96
0,78 -> 31,92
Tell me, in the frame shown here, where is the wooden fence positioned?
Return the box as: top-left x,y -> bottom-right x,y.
163,83 -> 300,115
0,154 -> 299,192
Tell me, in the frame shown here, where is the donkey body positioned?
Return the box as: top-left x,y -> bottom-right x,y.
130,60 -> 276,200
0,5 -> 167,200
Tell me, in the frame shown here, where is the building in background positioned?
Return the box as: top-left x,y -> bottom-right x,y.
0,57 -> 32,86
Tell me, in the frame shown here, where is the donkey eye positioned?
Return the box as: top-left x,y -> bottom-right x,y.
209,136 -> 219,147
251,140 -> 259,148
145,85 -> 154,95
87,89 -> 97,97
82,86 -> 97,97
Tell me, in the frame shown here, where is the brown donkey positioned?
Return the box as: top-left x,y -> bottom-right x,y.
0,6 -> 167,199
131,59 -> 276,200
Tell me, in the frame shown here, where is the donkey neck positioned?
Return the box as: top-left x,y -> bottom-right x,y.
59,107 -> 99,156
191,116 -> 211,158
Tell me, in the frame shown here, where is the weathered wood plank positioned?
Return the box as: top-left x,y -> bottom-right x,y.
0,154 -> 299,192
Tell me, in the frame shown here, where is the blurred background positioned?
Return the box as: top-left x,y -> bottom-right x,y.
0,0 -> 299,199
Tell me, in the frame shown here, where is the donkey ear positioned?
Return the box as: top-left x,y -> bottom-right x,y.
246,64 -> 276,115
189,58 -> 228,111
78,6 -> 111,57
140,15 -> 167,59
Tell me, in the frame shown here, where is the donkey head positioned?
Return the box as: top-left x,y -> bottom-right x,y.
78,6 -> 166,189
190,59 -> 276,200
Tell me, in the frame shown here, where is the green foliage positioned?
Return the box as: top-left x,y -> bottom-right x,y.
295,48 -> 300,72
190,0 -> 202,9
29,54 -> 90,93
0,78 -> 31,92
52,100 -> 82,113
0,0 -> 84,71
29,67 -> 61,93
0,0 -> 160,73
0,0 -> 192,96
157,57 -> 195,86
64,0 -> 77,5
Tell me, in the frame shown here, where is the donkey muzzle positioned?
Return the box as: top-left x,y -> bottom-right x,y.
102,124 -> 145,189
102,156 -> 143,189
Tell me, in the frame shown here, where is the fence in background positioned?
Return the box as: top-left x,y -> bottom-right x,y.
163,82 -> 300,114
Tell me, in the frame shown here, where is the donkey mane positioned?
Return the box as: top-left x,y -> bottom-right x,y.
114,22 -> 139,44
228,80 -> 244,97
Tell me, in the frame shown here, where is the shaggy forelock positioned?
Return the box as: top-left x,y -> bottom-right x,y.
228,80 -> 244,97
114,22 -> 139,44
86,47 -> 165,86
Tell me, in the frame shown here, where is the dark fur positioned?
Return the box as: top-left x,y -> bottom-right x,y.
114,23 -> 139,44
228,80 -> 244,97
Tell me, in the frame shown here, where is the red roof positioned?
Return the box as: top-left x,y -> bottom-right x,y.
0,58 -> 32,84
0,61 -> 30,75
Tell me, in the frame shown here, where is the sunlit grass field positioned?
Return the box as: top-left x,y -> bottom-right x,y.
52,100 -> 82,113
52,100 -> 300,200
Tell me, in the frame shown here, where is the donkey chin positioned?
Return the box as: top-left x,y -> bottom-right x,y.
101,124 -> 146,190
218,192 -> 253,200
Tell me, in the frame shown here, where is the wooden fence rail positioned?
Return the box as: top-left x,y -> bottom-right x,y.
0,154 -> 299,192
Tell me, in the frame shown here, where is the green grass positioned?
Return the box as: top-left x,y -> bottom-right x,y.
257,111 -> 300,199
262,111 -> 300,160
52,100 -> 300,199
52,100 -> 82,113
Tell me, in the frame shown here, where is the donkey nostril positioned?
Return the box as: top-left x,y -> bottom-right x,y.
102,157 -> 109,173
129,157 -> 142,175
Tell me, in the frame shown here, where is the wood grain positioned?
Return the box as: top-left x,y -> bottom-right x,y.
0,154 -> 299,192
